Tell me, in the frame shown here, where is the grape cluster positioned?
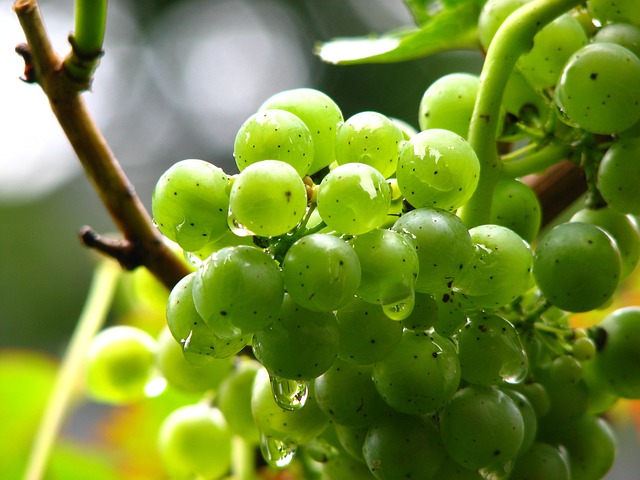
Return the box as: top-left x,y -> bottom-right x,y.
85,1 -> 640,478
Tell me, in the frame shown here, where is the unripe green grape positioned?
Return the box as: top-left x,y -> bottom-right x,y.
456,313 -> 528,385
192,245 -> 283,336
597,136 -> 640,215
588,0 -> 640,26
396,128 -> 480,211
86,325 -> 158,404
156,327 -> 233,394
259,88 -> 343,175
335,111 -> 404,178
433,289 -> 471,336
490,178 -> 541,243
282,233 -> 361,312
555,42 -> 640,134
390,117 -> 418,140
229,160 -> 307,237
594,22 -> 640,58
509,442 -> 570,480
317,163 -> 391,235
478,0 -> 530,50
152,159 -> 230,252
502,68 -> 550,119
508,381 -> 550,419
252,294 -> 339,380
502,388 -> 537,456
572,336 -> 596,362
400,292 -> 439,331
320,453 -> 375,480
516,13 -> 588,90
350,228 -> 418,307
158,403 -> 232,480
187,228 -> 255,263
363,413 -> 445,480
334,424 -> 368,463
392,207 -> 474,294
335,297 -> 404,365
418,73 -> 480,139
372,330 -> 461,415
433,456 -> 484,479
533,222 -> 621,312
456,224 -> 533,309
233,109 -> 314,176
581,358 -> 619,414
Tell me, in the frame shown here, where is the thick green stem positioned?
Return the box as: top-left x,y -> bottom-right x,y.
458,0 -> 582,227
24,260 -> 120,480
502,142 -> 570,178
73,0 -> 107,56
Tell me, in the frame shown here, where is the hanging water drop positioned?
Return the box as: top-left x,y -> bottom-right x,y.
269,372 -> 309,411
382,293 -> 416,321
227,211 -> 254,237
260,431 -> 297,468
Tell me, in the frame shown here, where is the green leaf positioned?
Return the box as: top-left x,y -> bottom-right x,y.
317,2 -> 481,65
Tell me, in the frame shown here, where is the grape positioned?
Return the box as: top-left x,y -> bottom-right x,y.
555,42 -> 640,134
490,178 -> 541,243
187,228 -> 255,263
502,388 -> 537,455
478,0 -> 531,50
335,297 -> 403,365
158,403 -> 232,480
456,313 -> 528,385
532,222 -> 621,312
320,453 -> 375,480
597,136 -> 640,215
192,245 -> 283,336
439,385 -> 525,470
592,307 -> 640,398
588,0 -> 640,26
572,336 -> 596,362
593,22 -> 640,58
334,424 -> 369,462
363,413 -> 445,480
432,456 -> 484,479
418,73 -> 480,139
455,224 -> 533,309
392,207 -> 474,294
433,289 -> 471,336
252,294 -> 339,380
233,109 -> 314,176
509,442 -> 570,480
396,128 -> 480,211
516,13 -> 588,90
166,272 -> 251,363
390,117 -> 418,140
335,111 -> 404,178
282,233 -> 361,312
502,68 -> 550,119
228,160 -> 308,237
316,163 -> 391,235
350,228 -> 419,308
152,159 -> 230,252
581,358 -> 619,414
313,359 -> 391,428
372,330 -> 460,415
86,325 -> 158,404
508,381 -> 550,418
259,88 -> 344,175
400,292 -> 439,331
156,327 -> 234,394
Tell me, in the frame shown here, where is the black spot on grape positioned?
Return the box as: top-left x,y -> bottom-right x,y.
590,72 -> 598,80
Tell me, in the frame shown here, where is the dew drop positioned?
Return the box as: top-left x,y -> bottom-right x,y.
228,211 -> 254,237
269,372 -> 309,411
260,431 -> 297,467
382,292 -> 416,321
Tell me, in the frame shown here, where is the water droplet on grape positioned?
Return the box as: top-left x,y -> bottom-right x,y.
269,372 -> 309,411
260,431 -> 297,467
382,293 -> 416,321
184,250 -> 203,267
227,212 -> 254,237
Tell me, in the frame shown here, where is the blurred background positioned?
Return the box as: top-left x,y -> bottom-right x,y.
1,0 -> 638,478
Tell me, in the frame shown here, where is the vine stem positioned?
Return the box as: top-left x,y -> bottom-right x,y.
232,436 -> 257,480
458,0 -> 583,227
24,260 -> 120,480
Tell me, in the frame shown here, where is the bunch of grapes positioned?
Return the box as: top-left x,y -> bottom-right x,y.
84,0 -> 640,478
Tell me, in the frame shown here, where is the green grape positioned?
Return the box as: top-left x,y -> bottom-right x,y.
490,178 -> 541,243
439,385 -> 525,470
282,233 -> 361,312
508,381 -> 550,419
592,307 -> 640,398
86,325 -> 158,404
455,224 -> 533,309
456,313 -> 528,385
316,163 -> 391,235
418,73 -> 480,139
392,207 -> 474,294
396,128 -> 480,211
390,117 -> 418,140
571,206 -> 640,278
187,228 -> 255,263
516,13 -> 588,90
433,456 -> 484,479
216,357 -> 262,444
588,0 -> 640,26
572,336 -> 596,362
363,413 -> 445,480
320,454 -> 375,480
400,292 -> 439,331
478,0 -> 531,50
502,68 -> 550,119
433,289 -> 471,336
158,403 -> 232,480
252,294 -> 339,380
593,22 -> 640,58
581,358 -> 619,414
152,159 -> 230,252
555,42 -> 640,134
509,442 -> 570,480
228,160 -> 308,237
233,109 -> 314,176
372,330 -> 460,415
259,88 -> 344,175
502,388 -> 537,456
314,359 -> 391,428
335,111 -> 404,178
166,272 -> 251,363
335,297 -> 404,365
334,424 -> 369,463
156,327 -> 233,394
532,222 -> 621,312
350,228 -> 419,309
597,136 -> 640,215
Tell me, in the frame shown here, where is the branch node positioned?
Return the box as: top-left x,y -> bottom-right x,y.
15,43 -> 37,83
63,35 -> 104,91
79,226 -> 140,271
